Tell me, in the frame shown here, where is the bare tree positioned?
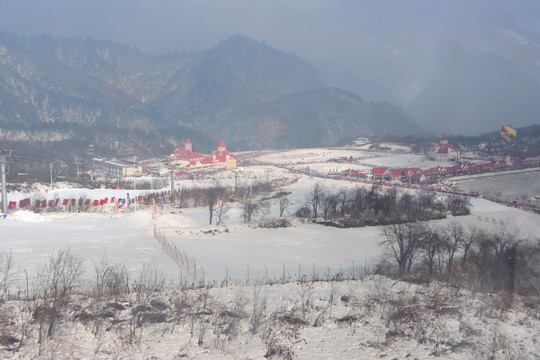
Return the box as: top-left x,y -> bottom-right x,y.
461,225 -> 484,264
337,190 -> 348,216
381,221 -> 430,274
206,186 -> 224,225
445,195 -> 471,215
241,196 -> 268,223
443,221 -> 465,278
420,228 -> 443,276
278,192 -> 290,217
349,187 -> 366,215
308,183 -> 325,219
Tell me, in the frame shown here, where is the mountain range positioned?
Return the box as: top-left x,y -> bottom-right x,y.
0,33 -> 421,157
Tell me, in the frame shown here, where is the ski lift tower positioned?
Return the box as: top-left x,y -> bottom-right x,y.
1,150 -> 12,214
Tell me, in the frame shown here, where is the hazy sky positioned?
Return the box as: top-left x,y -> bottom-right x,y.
2,0 -> 540,134
1,0 -> 538,71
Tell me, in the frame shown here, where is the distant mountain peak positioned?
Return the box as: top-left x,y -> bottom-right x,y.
0,32 -> 421,151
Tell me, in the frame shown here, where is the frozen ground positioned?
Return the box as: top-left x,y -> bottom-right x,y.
2,148 -> 539,289
1,147 -> 539,359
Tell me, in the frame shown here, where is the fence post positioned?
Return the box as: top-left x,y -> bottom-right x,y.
193,258 -> 197,280
312,263 -> 315,281
282,263 -> 285,281
225,265 -> 229,287
95,268 -> 100,291
351,260 -> 355,279
265,265 -> 268,284
123,265 -> 129,293
298,264 -> 301,281
24,269 -> 29,300
327,265 -> 330,280
201,266 -> 205,287
246,264 -> 250,285
364,259 -> 368,276
178,264 -> 183,290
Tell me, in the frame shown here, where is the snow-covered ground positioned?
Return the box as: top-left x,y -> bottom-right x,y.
0,147 -> 539,359
2,147 -> 539,290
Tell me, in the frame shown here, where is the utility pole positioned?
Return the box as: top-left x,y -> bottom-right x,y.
49,163 -> 54,189
170,167 -> 175,204
1,153 -> 9,214
234,170 -> 239,195
133,165 -> 137,212
74,161 -> 81,179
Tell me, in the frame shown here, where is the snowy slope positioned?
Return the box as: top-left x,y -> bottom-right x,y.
0,147 -> 538,359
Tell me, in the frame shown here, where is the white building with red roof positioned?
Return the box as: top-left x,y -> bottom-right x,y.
210,140 -> 237,170
169,139 -> 237,174
428,134 -> 460,162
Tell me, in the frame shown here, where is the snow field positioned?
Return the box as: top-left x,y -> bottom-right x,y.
0,147 -> 539,359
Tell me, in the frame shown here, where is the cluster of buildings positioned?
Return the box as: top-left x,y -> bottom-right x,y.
92,139 -> 237,179
168,139 -> 237,176
364,153 -> 540,184
91,155 -> 143,178
344,134 -> 540,185
428,134 -> 460,162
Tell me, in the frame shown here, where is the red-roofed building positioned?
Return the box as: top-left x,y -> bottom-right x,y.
493,160 -> 506,169
410,172 -> 426,183
428,134 -> 460,162
403,168 -> 425,183
424,167 -> 440,178
479,161 -> 494,172
170,139 -> 237,174
521,155 -> 540,167
372,167 -> 389,179
211,140 -> 237,170
440,166 -> 457,176
403,167 -> 422,178
171,139 -> 198,162
389,169 -> 402,180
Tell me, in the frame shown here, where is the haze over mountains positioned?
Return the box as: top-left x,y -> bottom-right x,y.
0,33 -> 422,151
1,24 -> 540,155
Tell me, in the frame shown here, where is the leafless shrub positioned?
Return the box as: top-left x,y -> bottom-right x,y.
0,251 -> 13,299
334,314 -> 360,324
132,260 -> 165,306
250,285 -> 268,334
0,302 -> 20,351
297,279 -> 315,320
33,247 -> 85,352
211,292 -> 247,350
95,257 -> 129,299
258,218 -> 291,228
263,313 -> 299,360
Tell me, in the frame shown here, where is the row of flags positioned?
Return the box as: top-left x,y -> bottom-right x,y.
6,190 -> 171,211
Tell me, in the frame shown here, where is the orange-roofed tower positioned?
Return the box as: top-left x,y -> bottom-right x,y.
185,138 -> 192,152
217,139 -> 226,152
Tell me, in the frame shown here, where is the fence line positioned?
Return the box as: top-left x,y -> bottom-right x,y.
8,257 -> 371,301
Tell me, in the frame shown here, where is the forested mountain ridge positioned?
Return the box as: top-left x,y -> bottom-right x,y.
0,33 -> 421,154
